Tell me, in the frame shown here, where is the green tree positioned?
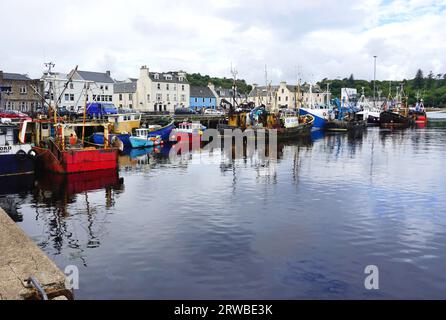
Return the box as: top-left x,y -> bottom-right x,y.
414,69 -> 424,89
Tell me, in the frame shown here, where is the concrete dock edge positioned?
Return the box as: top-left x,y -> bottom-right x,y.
0,208 -> 72,300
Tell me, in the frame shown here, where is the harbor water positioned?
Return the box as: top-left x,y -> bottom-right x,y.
2,122 -> 446,299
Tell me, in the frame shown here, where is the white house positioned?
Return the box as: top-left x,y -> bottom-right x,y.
113,78 -> 138,109
135,66 -> 190,113
42,69 -> 115,111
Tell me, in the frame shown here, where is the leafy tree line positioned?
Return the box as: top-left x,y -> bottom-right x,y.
186,73 -> 253,94
317,70 -> 446,107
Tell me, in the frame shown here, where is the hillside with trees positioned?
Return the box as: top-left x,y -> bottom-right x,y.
317,70 -> 446,107
186,73 -> 252,94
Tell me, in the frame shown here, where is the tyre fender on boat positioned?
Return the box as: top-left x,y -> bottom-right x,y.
15,149 -> 28,161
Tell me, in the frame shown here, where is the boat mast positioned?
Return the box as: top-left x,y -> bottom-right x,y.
373,55 -> 377,109
326,83 -> 331,109
230,63 -> 238,109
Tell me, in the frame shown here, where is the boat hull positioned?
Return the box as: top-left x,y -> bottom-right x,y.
379,111 -> 413,129
33,147 -> 118,174
0,145 -> 35,177
299,108 -> 328,130
325,120 -> 367,132
150,122 -> 175,141
92,133 -> 131,147
129,137 -> 156,148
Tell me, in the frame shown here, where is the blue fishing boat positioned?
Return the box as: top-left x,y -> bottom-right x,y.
0,120 -> 35,177
146,120 -> 175,142
129,129 -> 163,149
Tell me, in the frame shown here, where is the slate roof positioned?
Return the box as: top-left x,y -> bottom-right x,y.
190,86 -> 215,98
114,81 -> 137,94
1,72 -> 31,81
149,72 -> 188,83
76,70 -> 115,83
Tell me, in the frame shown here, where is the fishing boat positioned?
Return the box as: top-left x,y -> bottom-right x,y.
0,119 -> 35,177
379,85 -> 414,129
298,84 -> 330,130
32,120 -> 119,174
222,106 -> 314,140
170,122 -> 207,143
129,128 -> 163,148
355,88 -> 381,125
409,99 -> 428,126
31,65 -> 119,174
325,102 -> 367,133
143,117 -> 175,142
91,112 -> 142,147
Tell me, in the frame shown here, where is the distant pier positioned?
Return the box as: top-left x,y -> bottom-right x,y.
0,208 -> 72,300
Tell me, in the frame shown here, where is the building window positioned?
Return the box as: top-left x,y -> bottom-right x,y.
166,84 -> 170,90
20,101 -> 27,111
203,98 -> 205,103
181,95 -> 186,102
174,94 -> 177,101
282,89 -> 285,94
70,94 -> 75,101
70,83 -> 74,89
195,98 -> 198,103
157,83 -> 161,90
20,86 -> 27,94
100,85 -> 104,90
119,94 -> 123,101
120,104 -> 123,108
147,94 -> 150,102
93,95 -> 97,101
156,93 -> 162,101
129,104 -> 133,109
182,85 -> 185,91
164,105 -> 167,111
174,85 -> 177,91
65,94 -> 70,101
179,76 -> 184,81
166,94 -> 170,101
154,74 -> 159,80
286,96 -> 288,102
278,97 -> 281,102
105,86 -> 109,91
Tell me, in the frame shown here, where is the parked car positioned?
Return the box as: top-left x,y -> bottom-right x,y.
57,107 -> 78,118
174,108 -> 198,115
86,103 -> 118,118
0,109 -> 32,122
204,109 -> 224,116
36,106 -> 50,115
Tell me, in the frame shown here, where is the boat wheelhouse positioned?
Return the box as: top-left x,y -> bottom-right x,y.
92,112 -> 142,147
129,128 -> 162,149
0,120 -> 34,177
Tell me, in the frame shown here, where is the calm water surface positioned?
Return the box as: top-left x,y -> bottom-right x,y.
2,123 -> 446,299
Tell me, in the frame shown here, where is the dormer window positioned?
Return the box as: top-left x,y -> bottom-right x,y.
165,74 -> 173,81
179,76 -> 184,81
154,73 -> 160,80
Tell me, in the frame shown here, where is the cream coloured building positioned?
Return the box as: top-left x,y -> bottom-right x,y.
135,66 -> 190,113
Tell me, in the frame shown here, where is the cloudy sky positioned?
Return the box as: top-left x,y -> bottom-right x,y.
1,0 -> 445,84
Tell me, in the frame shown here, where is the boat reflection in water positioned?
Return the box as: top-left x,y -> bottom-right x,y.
35,169 -> 124,205
119,145 -> 172,171
0,174 -> 35,222
31,170 -> 124,264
